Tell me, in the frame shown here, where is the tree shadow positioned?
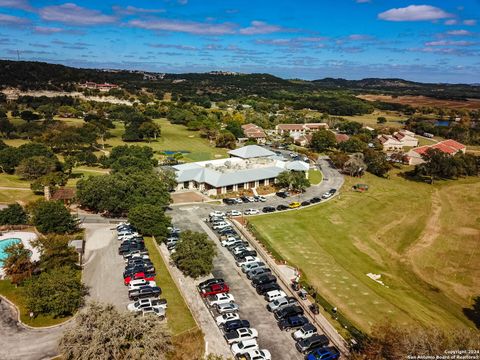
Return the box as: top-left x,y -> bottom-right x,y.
463,296 -> 480,329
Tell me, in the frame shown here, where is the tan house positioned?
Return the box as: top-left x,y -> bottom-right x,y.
241,123 -> 267,144
378,130 -> 419,151
275,123 -> 329,136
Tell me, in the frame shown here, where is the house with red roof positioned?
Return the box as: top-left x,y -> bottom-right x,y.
406,139 -> 466,165
377,130 -> 418,151
241,123 -> 267,144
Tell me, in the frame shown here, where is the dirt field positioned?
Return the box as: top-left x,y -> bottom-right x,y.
358,94 -> 480,110
170,191 -> 208,204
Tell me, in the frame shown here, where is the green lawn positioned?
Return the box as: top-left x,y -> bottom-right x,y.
249,171 -> 479,333
0,280 -> 71,327
105,119 -> 228,162
342,110 -> 406,129
309,169 -> 323,185
0,189 -> 41,204
144,237 -> 199,336
0,173 -> 31,188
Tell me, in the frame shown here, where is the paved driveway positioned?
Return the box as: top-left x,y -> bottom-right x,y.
82,223 -> 130,310
0,300 -> 69,360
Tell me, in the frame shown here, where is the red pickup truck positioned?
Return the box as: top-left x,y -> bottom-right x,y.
200,283 -> 229,297
124,272 -> 156,286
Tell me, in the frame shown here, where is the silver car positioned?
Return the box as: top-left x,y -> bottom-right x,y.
216,302 -> 239,314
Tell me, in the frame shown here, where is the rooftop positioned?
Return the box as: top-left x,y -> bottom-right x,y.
228,145 -> 275,159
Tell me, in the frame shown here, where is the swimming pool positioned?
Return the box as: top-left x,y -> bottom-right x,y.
0,238 -> 21,266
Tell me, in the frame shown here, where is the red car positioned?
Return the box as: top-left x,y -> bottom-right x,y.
124,272 -> 156,286
200,283 -> 229,297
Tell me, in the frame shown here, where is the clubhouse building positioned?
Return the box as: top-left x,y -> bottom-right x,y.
173,145 -> 309,195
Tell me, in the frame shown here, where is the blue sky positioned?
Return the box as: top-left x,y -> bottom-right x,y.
0,0 -> 479,83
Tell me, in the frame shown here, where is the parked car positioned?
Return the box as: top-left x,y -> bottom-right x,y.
227,210 -> 242,217
310,197 -> 321,203
200,283 -> 229,297
278,315 -> 309,331
235,250 -> 258,261
247,267 -> 271,279
289,202 -> 301,209
210,211 -> 226,218
216,302 -> 239,314
138,306 -> 166,320
252,274 -> 277,287
256,282 -> 281,295
322,191 -> 334,199
255,196 -> 267,202
223,319 -> 250,333
234,198 -> 243,204
236,256 -> 259,267
224,328 -> 258,344
276,204 -> 289,211
292,323 -> 317,341
199,278 -> 225,291
267,296 -> 298,312
276,191 -> 290,198
127,298 -> 167,312
129,286 -> 161,301
231,339 -> 259,356
232,246 -> 254,256
262,206 -> 276,213
223,198 -> 237,205
264,289 -> 286,302
301,200 -> 311,206
213,222 -> 231,230
240,196 -> 251,203
242,261 -> 265,273
208,293 -> 235,307
128,279 -> 156,290
124,272 -> 155,286
222,237 -> 241,247
244,208 -> 260,215
274,305 -> 304,320
295,334 -> 329,353
216,312 -> 240,326
305,346 -> 340,360
239,349 -> 271,360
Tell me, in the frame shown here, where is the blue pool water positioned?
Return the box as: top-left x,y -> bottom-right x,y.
163,150 -> 191,155
0,238 -> 21,266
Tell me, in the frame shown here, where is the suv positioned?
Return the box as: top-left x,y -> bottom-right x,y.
224,328 -> 258,344
292,323 -> 317,341
256,282 -> 281,295
246,267 -> 271,280
252,274 -> 276,287
274,305 -> 304,320
278,315 -> 309,331
262,206 -> 276,213
267,296 -> 298,312
295,334 -> 329,353
223,319 -> 250,333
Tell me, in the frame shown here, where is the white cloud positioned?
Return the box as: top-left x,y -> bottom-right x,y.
112,6 -> 165,15
425,40 -> 475,47
129,18 -> 236,35
0,0 -> 32,12
463,19 -> 477,26
39,3 -> 116,26
444,19 -> 458,25
0,13 -> 30,25
446,29 -> 471,36
378,5 -> 453,22
239,21 -> 290,35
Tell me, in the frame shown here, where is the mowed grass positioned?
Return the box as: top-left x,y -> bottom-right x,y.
342,110 -> 406,129
0,173 -> 31,188
105,119 -> 228,162
0,280 -> 72,327
309,169 -> 323,185
0,189 -> 41,204
249,171 -> 479,332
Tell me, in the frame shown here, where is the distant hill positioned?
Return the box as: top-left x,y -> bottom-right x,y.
312,77 -> 480,100
1,60 -> 480,100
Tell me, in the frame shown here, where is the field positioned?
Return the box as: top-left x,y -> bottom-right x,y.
358,94 -> 480,110
249,171 -> 480,332
105,118 -> 228,162
309,168 -> 323,185
341,110 -> 406,128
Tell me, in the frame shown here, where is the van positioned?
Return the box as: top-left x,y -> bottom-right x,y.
264,290 -> 287,302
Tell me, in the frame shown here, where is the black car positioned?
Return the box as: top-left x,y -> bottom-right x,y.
276,191 -> 289,198
198,278 -> 225,290
240,196 -> 250,203
310,197 -> 321,203
256,282 -> 281,295
223,319 -> 250,333
124,264 -> 155,275
262,206 -> 276,213
217,227 -> 235,235
119,244 -> 144,255
223,198 -> 236,205
295,334 -> 329,353
129,286 -> 162,301
226,241 -> 247,250
278,315 -> 309,331
329,188 -> 337,194
301,201 -> 311,206
274,305 -> 304,320
276,204 -> 289,211
234,250 -> 258,261
252,273 -> 277,287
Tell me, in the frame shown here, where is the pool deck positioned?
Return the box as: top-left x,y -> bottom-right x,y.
0,231 -> 39,278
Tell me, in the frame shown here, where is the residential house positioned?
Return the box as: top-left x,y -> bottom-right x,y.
241,123 -> 267,144
378,130 -> 419,151
275,123 -> 329,137
406,139 -> 466,165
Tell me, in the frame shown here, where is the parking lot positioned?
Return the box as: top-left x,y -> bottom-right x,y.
171,208 -> 304,360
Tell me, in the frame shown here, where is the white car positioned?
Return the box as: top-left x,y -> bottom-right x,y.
231,339 -> 259,356
213,222 -> 230,230
236,256 -> 259,267
247,196 -> 256,202
243,349 -> 271,360
224,328 -> 259,344
139,306 -> 166,320
216,302 -> 239,314
128,279 -> 156,291
267,297 -> 298,312
264,290 -> 286,302
244,208 -> 260,215
257,196 -> 267,202
232,246 -> 253,256
210,211 -> 226,218
227,210 -> 242,217
292,323 -> 318,341
208,293 -> 235,307
322,191 -> 333,199
127,298 -> 167,312
124,254 -> 149,263
221,237 -> 240,247
216,312 -> 240,326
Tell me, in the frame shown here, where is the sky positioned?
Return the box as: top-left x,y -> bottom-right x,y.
0,0 -> 479,83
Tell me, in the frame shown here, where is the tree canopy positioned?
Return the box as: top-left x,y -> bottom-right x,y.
128,204 -> 171,238
0,203 -> 28,225
30,200 -> 78,234
172,231 -> 216,278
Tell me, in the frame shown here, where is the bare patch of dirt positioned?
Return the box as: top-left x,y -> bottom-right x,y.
357,94 -> 480,110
